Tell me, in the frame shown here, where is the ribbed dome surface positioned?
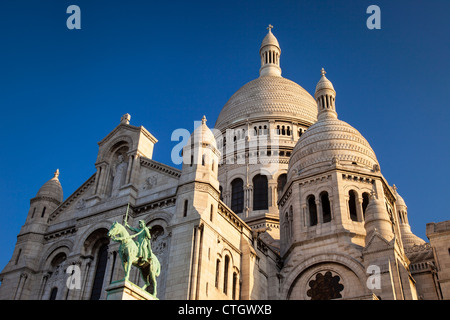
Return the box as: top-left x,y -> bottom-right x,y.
215,76 -> 318,130
36,171 -> 63,203
289,118 -> 379,175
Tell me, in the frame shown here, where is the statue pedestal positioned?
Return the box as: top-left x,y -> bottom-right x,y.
105,280 -> 158,300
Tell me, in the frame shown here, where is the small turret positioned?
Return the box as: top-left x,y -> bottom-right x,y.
364,191 -> 394,242
27,169 -> 63,222
393,185 -> 426,247
179,116 -> 220,191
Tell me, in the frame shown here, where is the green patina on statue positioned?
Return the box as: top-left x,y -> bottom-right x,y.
107,210 -> 161,297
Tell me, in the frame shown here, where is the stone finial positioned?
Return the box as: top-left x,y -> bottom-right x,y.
201,115 -> 207,125
321,68 -> 326,76
121,113 -> 131,124
392,184 -> 398,194
53,169 -> 60,179
267,24 -> 273,32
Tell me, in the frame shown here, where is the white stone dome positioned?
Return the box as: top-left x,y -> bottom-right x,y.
36,170 -> 63,203
289,118 -> 379,176
214,76 -> 318,130
187,116 -> 218,149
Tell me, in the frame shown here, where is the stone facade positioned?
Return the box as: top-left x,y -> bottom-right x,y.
0,27 -> 448,300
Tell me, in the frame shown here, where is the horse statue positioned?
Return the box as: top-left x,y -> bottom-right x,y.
107,221 -> 161,296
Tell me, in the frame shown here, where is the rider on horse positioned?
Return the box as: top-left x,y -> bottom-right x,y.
125,220 -> 153,265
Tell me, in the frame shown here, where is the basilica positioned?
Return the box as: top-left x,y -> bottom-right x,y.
0,27 -> 449,300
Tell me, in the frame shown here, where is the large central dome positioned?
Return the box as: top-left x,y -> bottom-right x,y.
214,27 -> 317,131
215,76 -> 318,130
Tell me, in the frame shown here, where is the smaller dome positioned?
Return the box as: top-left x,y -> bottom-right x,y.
260,26 -> 280,50
392,185 -> 407,208
187,116 -> 218,149
401,230 -> 426,247
289,69 -> 378,177
289,118 -> 379,176
396,193 -> 407,208
36,169 -> 63,203
315,68 -> 335,96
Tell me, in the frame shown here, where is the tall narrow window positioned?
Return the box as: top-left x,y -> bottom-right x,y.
321,192 -> 332,223
223,256 -> 230,295
219,186 -> 223,201
362,192 -> 370,218
90,243 -> 108,300
232,272 -> 238,300
41,206 -> 46,218
308,195 -> 317,226
49,287 -> 58,300
210,204 -> 214,222
183,200 -> 188,217
215,259 -> 221,288
231,178 -> 244,214
15,249 -> 22,265
31,207 -> 36,218
253,174 -> 268,210
348,190 -> 358,221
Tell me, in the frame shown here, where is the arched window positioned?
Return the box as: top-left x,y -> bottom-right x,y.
362,192 -> 370,218
277,173 -> 287,196
253,174 -> 268,210
90,243 -> 108,300
223,256 -> 230,295
231,178 -> 244,214
321,192 -> 332,223
308,195 -> 317,226
348,190 -> 358,221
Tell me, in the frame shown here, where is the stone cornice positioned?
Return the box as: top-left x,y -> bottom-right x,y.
140,157 -> 181,178
30,196 -> 61,207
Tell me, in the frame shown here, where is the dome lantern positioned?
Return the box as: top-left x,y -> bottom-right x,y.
315,68 -> 337,120
259,25 -> 282,77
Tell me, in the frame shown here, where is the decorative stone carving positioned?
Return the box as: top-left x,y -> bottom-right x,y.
306,271 -> 344,300
143,175 -> 158,190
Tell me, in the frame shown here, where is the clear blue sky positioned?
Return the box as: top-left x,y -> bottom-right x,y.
0,0 -> 449,271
